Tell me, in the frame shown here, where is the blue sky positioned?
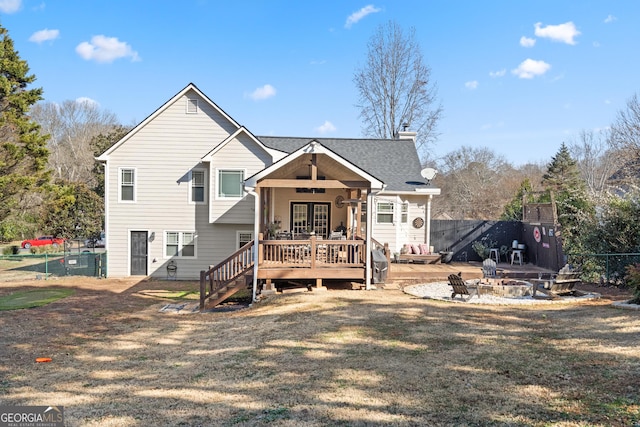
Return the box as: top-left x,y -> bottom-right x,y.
2,0 -> 639,166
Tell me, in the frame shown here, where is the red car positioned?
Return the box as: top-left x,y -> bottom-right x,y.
21,236 -> 65,249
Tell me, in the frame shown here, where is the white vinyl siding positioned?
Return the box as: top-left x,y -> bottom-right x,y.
119,167 -> 136,202
105,89 -> 239,277
190,169 -> 206,203
217,169 -> 244,198
376,202 -> 394,224
165,231 -> 196,258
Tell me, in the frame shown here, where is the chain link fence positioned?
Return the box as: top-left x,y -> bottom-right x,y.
0,251 -> 107,281
566,252 -> 640,285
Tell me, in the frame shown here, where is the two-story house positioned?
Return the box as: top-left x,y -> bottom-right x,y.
97,83 -> 440,297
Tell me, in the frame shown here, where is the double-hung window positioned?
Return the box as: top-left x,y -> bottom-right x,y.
376,202 -> 394,224
218,169 -> 244,198
119,168 -> 135,202
165,232 -> 196,258
190,170 -> 206,203
237,231 -> 254,249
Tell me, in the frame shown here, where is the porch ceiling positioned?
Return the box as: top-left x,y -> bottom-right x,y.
264,153 -> 363,181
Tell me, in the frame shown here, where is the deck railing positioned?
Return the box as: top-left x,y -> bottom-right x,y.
259,235 -> 366,268
200,240 -> 254,309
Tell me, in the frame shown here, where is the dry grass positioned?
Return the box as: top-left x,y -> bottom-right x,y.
0,277 -> 639,426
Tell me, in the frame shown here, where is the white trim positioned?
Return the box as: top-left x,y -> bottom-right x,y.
103,161 -> 110,256
215,168 -> 246,200
163,230 -> 198,259
201,126 -> 286,162
118,167 -> 136,203
189,168 -> 207,204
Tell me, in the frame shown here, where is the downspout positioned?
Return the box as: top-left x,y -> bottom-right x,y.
365,185 -> 386,290
425,194 -> 433,252
245,186 -> 260,303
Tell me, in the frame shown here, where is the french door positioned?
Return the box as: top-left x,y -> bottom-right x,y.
290,202 -> 331,238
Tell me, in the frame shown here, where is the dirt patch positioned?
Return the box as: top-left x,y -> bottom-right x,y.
1,277 -> 639,426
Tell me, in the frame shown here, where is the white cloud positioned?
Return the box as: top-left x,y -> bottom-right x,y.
604,15 -> 617,24
247,84 -> 276,101
28,28 -> 60,43
310,59 -> 326,65
76,35 -> 140,63
75,97 -> 99,106
534,21 -> 581,45
315,120 -> 336,134
0,0 -> 21,13
519,36 -> 536,47
465,80 -> 478,90
489,69 -> 506,78
512,59 -> 551,79
345,5 -> 381,29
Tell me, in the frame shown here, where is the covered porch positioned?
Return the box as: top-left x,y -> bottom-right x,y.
245,140 -> 384,293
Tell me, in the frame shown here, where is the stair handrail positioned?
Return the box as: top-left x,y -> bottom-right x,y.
200,240 -> 254,310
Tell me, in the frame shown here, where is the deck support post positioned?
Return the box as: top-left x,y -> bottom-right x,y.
262,278 -> 276,295
314,278 -> 326,291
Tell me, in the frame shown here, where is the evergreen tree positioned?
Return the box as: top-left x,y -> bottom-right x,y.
501,178 -> 533,221
542,143 -> 594,251
0,25 -> 49,241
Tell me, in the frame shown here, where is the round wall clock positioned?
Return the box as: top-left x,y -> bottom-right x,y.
335,195 -> 345,208
412,217 -> 425,229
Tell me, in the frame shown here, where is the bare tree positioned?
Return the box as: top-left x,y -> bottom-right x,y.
435,146 -> 514,219
568,129 -> 621,202
609,93 -> 640,187
354,20 -> 443,160
31,99 -> 119,185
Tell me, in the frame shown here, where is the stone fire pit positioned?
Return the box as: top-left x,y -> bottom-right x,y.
476,278 -> 534,298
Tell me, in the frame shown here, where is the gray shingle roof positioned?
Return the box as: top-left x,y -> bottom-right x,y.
256,136 -> 429,192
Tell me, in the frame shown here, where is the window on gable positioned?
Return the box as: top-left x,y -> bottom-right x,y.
376,202 -> 394,224
218,170 -> 244,198
120,168 -> 135,202
190,170 -> 206,203
165,231 -> 197,258
186,98 -> 198,114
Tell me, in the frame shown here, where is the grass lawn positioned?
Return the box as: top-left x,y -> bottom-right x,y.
0,277 -> 638,426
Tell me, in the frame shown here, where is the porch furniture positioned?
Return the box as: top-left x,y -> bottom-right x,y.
532,264 -> 582,295
489,248 -> 500,264
510,249 -> 523,265
448,273 -> 478,301
399,253 -> 442,264
482,258 -> 497,278
329,231 -> 344,240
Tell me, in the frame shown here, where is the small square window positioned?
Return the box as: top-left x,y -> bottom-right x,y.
218,170 -> 244,198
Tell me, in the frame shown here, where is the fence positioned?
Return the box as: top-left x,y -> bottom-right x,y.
0,251 -> 107,281
567,252 -> 640,285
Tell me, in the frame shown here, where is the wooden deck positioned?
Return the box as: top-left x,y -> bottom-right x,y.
387,261 -> 555,285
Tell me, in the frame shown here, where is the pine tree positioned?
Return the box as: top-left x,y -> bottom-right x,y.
542,143 -> 593,251
0,25 -> 50,241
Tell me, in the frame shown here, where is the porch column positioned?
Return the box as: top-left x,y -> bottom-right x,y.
365,190 -> 373,289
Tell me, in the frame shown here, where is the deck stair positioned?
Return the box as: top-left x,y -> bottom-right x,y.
200,241 -> 254,310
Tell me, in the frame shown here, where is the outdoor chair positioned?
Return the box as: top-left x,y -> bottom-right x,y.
482,258 -> 497,278
448,272 -> 478,301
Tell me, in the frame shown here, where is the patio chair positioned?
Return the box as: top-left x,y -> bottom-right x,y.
482,258 -> 497,278
448,273 -> 478,301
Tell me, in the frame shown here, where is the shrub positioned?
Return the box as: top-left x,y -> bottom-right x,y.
471,240 -> 496,260
624,263 -> 640,304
